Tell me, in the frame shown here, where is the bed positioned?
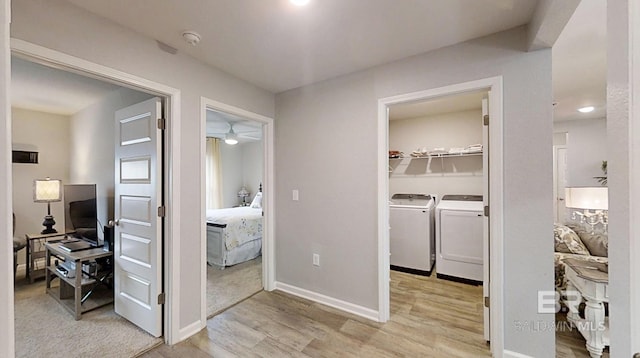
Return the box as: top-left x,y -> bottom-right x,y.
206,193 -> 263,267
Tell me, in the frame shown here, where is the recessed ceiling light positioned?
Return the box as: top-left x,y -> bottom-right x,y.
578,106 -> 595,113
290,0 -> 310,6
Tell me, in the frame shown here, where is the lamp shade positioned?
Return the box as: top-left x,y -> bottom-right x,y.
565,187 -> 608,210
238,187 -> 249,198
33,178 -> 62,202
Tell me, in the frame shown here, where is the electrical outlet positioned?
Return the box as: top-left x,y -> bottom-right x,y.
292,189 -> 299,201
313,253 -> 320,266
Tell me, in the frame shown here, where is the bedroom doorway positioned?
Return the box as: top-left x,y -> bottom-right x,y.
378,76 -> 504,353
201,99 -> 274,319
9,45 -> 177,354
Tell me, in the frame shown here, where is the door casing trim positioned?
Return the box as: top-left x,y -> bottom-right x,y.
200,98 -> 276,320
10,38 -> 181,344
377,76 -> 504,354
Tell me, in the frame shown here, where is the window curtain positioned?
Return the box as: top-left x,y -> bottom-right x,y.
206,137 -> 223,210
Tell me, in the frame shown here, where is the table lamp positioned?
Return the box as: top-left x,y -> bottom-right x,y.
238,186 -> 250,206
565,187 -> 608,233
33,177 -> 62,234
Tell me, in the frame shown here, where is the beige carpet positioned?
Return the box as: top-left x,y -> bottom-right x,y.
14,279 -> 162,358
206,256 -> 262,317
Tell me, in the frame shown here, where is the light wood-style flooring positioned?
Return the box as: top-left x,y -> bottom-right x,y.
139,270 -> 596,357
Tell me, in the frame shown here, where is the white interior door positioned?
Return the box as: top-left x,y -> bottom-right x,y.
553,145 -> 568,223
482,96 -> 490,342
114,97 -> 163,337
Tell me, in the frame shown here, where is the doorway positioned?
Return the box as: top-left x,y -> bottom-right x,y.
200,98 -> 275,323
552,134 -> 567,223
377,76 -> 504,353
203,107 -> 264,317
10,39 -> 180,347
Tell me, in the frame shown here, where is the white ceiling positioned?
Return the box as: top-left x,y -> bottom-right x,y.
206,109 -> 262,143
10,0 -> 606,123
552,0 -> 606,122
11,57 -> 121,115
389,91 -> 486,120
64,0 -> 538,94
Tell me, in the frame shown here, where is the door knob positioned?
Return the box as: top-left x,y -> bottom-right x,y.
108,219 -> 120,226
558,198 -> 565,201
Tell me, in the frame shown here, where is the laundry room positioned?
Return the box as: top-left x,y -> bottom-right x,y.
388,89 -> 487,282
388,92 -> 485,202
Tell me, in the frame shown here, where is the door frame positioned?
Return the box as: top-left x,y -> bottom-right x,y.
377,76 -> 504,353
199,97 -> 276,324
9,39 -> 181,344
552,143 -> 567,223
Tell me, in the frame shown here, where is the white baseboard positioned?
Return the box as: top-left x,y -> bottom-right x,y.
178,320 -> 204,343
503,350 -> 535,358
274,281 -> 379,322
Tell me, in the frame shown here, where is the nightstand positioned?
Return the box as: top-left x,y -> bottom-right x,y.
25,232 -> 66,283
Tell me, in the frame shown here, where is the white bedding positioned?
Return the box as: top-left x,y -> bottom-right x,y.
206,207 -> 262,250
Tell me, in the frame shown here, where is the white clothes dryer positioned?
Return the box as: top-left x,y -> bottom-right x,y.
435,195 -> 484,283
389,194 -> 436,275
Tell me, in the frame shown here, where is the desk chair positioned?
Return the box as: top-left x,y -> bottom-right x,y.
13,213 -> 26,281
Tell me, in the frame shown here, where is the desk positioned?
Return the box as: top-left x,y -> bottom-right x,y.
45,242 -> 114,320
564,258 -> 609,358
25,232 -> 66,283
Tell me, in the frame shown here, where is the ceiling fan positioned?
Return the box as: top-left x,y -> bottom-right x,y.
206,110 -> 262,145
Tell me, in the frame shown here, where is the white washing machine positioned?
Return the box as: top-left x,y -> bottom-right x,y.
389,193 -> 436,275
435,195 -> 484,282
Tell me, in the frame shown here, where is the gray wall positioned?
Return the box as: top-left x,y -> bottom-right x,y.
607,0 -> 639,355
11,108 -> 70,257
69,87 -> 154,239
241,140 -> 264,197
275,27 -> 554,357
1,2 -> 12,353
10,0 -> 274,333
219,140 -> 263,208
554,118 -> 607,187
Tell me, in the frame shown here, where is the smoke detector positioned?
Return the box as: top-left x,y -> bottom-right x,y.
182,31 -> 201,46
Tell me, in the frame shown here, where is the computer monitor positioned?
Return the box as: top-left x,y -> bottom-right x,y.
63,184 -> 99,246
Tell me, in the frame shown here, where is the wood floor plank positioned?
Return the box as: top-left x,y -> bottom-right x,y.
141,268 -> 598,358
302,329 -> 402,358
186,330 -> 254,358
224,307 -> 315,352
235,297 -> 332,340
339,318 -> 442,356
250,337 -> 312,358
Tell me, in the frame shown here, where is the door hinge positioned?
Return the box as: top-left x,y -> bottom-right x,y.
157,117 -> 166,130
484,296 -> 490,308
483,114 -> 489,126
158,292 -> 166,305
484,205 -> 489,217
157,206 -> 166,217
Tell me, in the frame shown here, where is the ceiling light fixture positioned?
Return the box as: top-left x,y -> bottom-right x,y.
578,106 -> 595,113
290,0 -> 310,6
225,127 -> 238,145
182,31 -> 201,46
